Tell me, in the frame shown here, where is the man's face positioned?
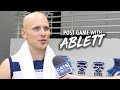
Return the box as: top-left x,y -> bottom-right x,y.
22,14 -> 50,51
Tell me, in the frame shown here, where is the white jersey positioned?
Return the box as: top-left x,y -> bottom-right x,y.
8,56 -> 59,79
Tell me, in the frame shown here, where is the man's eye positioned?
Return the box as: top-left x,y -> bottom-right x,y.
44,27 -> 50,31
32,26 -> 40,31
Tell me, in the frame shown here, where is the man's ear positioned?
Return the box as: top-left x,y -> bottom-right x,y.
21,29 -> 27,39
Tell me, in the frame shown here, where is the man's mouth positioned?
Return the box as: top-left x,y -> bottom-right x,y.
38,39 -> 47,44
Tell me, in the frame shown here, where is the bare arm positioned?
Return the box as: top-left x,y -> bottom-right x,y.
0,58 -> 11,79
61,74 -> 120,79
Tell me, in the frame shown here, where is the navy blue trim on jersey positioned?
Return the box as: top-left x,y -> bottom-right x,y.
8,57 -> 13,79
34,60 -> 44,69
8,57 -> 44,78
13,62 -> 21,71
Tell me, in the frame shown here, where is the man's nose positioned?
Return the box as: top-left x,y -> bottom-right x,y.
39,28 -> 46,36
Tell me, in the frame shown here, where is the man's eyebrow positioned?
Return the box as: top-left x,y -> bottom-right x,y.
32,25 -> 41,29
32,25 -> 50,29
44,26 -> 50,29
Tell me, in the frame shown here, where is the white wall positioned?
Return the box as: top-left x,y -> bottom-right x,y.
10,38 -> 120,76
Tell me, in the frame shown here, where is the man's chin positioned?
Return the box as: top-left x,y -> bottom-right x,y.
40,45 -> 47,51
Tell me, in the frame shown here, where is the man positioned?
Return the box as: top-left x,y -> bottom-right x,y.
0,11 -> 59,79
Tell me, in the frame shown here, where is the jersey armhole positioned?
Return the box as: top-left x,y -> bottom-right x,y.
8,57 -> 13,79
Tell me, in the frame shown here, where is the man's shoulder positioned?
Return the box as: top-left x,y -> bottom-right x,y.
0,58 -> 11,79
0,58 -> 10,67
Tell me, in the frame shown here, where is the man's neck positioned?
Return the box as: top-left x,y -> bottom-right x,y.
30,47 -> 46,61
